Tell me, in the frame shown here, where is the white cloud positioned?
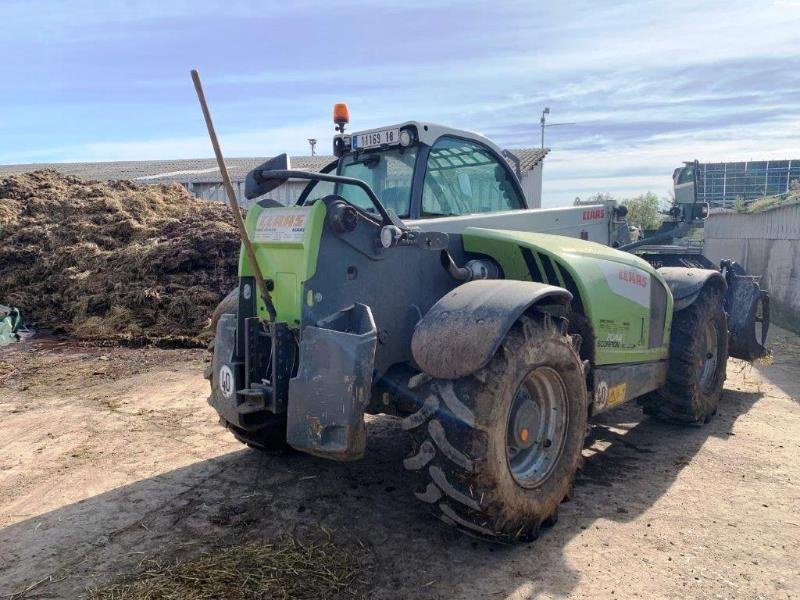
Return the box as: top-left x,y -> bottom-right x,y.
0,119 -> 334,164
3,0 -> 800,210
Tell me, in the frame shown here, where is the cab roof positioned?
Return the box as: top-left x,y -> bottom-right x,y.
349,121 -> 505,156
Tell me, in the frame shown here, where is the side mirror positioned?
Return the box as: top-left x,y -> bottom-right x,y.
245,153 -> 292,200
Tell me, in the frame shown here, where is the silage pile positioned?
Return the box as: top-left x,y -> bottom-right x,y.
0,170 -> 240,346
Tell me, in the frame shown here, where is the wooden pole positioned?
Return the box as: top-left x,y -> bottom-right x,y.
191,69 -> 276,321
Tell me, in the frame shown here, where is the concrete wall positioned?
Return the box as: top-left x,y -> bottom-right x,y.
188,180 -> 308,207
704,202 -> 800,332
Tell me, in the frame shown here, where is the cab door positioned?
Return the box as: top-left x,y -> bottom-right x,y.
411,136 -> 526,219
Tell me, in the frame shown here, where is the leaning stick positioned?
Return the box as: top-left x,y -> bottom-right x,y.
191,69 -> 276,321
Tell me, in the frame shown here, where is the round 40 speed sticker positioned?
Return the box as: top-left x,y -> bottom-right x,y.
219,365 -> 234,399
595,380 -> 609,410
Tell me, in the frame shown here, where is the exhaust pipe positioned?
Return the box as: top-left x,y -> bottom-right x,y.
441,251 -> 500,282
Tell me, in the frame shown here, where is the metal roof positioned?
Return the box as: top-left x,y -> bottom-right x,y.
506,148 -> 549,172
0,148 -> 547,185
0,156 -> 335,185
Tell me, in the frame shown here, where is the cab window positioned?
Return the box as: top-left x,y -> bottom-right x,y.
421,137 -> 524,217
336,147 -> 417,218
677,166 -> 695,184
297,161 -> 336,205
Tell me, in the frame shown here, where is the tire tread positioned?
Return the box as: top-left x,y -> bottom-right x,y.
404,313 -> 587,543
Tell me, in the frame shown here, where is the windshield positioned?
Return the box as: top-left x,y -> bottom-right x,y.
337,147 -> 418,218
676,166 -> 694,184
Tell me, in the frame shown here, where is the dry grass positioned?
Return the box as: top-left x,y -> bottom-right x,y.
0,359 -> 19,385
756,350 -> 774,367
89,538 -> 369,600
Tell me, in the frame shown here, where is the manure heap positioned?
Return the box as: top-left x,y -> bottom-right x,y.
0,170 -> 240,346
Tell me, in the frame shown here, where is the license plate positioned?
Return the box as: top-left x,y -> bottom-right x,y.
352,128 -> 400,150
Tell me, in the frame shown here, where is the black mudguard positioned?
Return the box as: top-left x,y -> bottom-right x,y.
722,262 -> 770,360
658,264 -> 769,360
657,267 -> 726,311
411,279 -> 572,379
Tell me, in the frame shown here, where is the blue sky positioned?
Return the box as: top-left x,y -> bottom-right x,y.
1,0 -> 799,206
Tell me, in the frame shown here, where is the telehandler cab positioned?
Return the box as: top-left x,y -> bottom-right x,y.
205,104 -> 767,542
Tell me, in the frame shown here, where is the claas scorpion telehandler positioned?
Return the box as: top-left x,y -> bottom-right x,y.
200,97 -> 768,542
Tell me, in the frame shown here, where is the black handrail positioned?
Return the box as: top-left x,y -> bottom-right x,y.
257,169 -> 394,225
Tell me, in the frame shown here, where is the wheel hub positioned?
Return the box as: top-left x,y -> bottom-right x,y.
506,366 -> 569,488
698,320 -> 719,391
509,398 -> 539,450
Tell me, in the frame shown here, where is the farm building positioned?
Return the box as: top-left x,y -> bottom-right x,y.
0,148 -> 549,208
674,159 -> 800,208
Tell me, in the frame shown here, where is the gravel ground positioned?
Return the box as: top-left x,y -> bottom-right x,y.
1,328 -> 798,599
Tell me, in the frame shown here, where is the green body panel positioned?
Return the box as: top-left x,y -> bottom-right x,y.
239,202 -> 326,324
463,227 -> 673,365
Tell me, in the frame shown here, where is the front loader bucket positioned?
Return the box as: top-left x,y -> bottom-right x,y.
725,274 -> 770,360
287,303 -> 377,461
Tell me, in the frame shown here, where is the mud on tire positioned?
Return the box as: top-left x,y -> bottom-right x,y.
402,313 -> 587,543
642,286 -> 728,424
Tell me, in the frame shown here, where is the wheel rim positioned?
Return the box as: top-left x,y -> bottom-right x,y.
506,366 -> 569,488
754,295 -> 765,347
698,320 -> 719,391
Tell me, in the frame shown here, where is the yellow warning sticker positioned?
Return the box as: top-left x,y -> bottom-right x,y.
608,383 -> 627,407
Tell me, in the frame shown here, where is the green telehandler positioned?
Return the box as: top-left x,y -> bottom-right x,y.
200,101 -> 767,542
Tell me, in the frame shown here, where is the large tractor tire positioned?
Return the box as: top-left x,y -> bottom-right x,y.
642,286 -> 728,424
403,313 -> 587,543
210,287 -> 239,331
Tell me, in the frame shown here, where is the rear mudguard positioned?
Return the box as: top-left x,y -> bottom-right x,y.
411,279 -> 572,379
658,264 -> 769,360
721,261 -> 770,360
657,267 -> 726,312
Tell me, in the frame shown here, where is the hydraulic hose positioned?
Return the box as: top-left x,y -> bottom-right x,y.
441,250 -> 472,281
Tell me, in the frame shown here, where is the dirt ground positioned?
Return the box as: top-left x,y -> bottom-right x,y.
1,329 -> 798,599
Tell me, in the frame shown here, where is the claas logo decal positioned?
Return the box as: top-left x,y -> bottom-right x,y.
618,269 -> 649,288
261,214 -> 306,231
599,262 -> 651,308
254,208 -> 311,243
582,208 -> 605,220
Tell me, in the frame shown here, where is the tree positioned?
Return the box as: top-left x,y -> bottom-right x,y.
622,192 -> 664,231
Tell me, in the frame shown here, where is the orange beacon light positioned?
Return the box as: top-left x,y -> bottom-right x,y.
333,103 -> 350,132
